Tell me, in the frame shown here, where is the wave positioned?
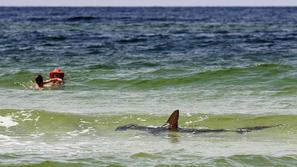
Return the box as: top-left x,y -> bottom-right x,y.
0,161 -> 85,167
27,17 -> 48,22
199,155 -> 297,167
117,37 -> 147,43
0,109 -> 296,137
86,64 -> 294,90
84,61 -> 160,70
86,64 -> 117,70
123,61 -> 160,68
43,35 -> 67,41
0,64 -> 295,91
66,16 -> 97,22
1,155 -> 297,167
0,71 -> 36,89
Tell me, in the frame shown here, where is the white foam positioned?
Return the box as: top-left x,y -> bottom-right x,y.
0,116 -> 18,128
0,134 -> 11,140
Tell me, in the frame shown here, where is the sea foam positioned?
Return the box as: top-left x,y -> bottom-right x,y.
0,116 -> 18,128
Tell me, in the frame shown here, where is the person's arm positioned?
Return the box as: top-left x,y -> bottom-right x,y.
50,78 -> 63,82
43,79 -> 52,84
43,78 -> 62,84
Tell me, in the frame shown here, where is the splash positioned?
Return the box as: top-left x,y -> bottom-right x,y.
0,116 -> 18,128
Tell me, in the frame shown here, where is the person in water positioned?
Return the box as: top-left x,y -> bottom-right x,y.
35,68 -> 64,89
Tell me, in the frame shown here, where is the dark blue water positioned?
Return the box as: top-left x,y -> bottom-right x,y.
1,7 -> 297,71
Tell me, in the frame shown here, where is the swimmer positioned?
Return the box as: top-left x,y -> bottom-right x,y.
34,68 -> 65,89
48,68 -> 64,85
49,68 -> 64,79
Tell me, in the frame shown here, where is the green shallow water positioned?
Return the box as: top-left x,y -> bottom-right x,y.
2,155 -> 297,167
1,64 -> 297,92
1,109 -> 297,167
1,109 -> 297,137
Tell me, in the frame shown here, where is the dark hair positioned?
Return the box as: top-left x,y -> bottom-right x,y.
35,75 -> 44,87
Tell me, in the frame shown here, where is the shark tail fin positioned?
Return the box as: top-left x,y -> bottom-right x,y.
162,110 -> 179,131
235,124 -> 283,134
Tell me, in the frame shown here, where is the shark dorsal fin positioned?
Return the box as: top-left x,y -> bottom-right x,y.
162,110 -> 179,131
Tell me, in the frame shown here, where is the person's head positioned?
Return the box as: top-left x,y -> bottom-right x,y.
35,75 -> 44,87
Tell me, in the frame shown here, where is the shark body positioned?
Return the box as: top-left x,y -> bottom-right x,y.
116,110 -> 279,134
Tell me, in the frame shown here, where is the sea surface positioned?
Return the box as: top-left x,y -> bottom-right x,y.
1,7 -> 297,166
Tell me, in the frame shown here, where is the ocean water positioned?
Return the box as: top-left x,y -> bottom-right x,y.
1,7 -> 297,166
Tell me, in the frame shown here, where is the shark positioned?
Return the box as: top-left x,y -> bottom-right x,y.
115,110 -> 280,134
